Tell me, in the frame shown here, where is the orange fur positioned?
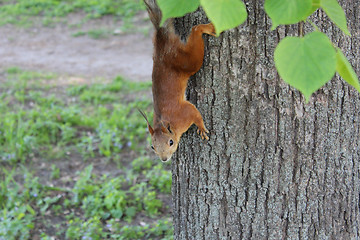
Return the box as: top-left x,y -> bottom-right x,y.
142,0 -> 215,161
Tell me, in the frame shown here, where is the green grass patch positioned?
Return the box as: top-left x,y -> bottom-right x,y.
72,29 -> 113,39
0,164 -> 172,239
0,67 -> 172,239
0,69 -> 152,162
0,0 -> 145,26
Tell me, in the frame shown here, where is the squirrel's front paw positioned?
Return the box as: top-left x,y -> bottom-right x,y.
197,127 -> 209,140
203,23 -> 216,37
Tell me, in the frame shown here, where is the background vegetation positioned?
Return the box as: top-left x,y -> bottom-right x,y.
0,1 -> 173,239
0,0 -> 144,25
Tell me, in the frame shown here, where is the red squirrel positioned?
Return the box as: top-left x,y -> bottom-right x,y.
140,0 -> 215,162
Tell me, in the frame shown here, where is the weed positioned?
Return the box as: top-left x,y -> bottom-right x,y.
6,67 -> 56,85
132,156 -> 155,172
0,205 -> 35,239
143,191 -> 163,216
72,31 -> 86,37
66,216 -> 105,240
1,68 -> 151,162
132,157 -> 172,194
118,218 -> 174,240
0,169 -> 38,239
72,166 -> 164,220
147,164 -> 172,194
0,67 -> 173,239
72,29 -> 112,39
50,164 -> 60,180
87,29 -> 110,39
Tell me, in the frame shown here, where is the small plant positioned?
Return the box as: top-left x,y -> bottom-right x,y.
131,156 -> 155,172
0,205 -> 35,240
0,170 -> 39,240
66,216 -> 105,240
146,164 -> 172,194
72,165 -> 95,205
119,225 -> 146,239
50,164 -> 60,180
87,29 -> 110,39
143,191 -> 163,216
71,31 -> 86,37
0,66 -> 173,238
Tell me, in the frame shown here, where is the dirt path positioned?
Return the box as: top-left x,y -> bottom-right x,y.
0,15 -> 153,82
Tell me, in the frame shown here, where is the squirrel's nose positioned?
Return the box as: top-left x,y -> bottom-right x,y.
161,157 -> 168,162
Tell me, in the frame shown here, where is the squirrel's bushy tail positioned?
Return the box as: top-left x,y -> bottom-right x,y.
143,0 -> 173,32
143,0 -> 161,30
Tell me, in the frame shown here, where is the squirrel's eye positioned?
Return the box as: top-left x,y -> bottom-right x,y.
151,145 -> 155,150
169,140 -> 174,146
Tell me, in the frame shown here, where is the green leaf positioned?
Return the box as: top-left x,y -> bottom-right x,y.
264,0 -> 312,30
336,49 -> 360,92
110,209 -> 123,219
320,0 -> 350,36
26,204 -> 36,215
17,212 -> 25,220
274,32 -> 337,102
125,206 -> 137,218
157,0 -> 200,26
200,0 -> 247,35
310,0 -> 321,14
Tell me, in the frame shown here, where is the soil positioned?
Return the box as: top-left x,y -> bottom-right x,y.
0,13 -> 154,82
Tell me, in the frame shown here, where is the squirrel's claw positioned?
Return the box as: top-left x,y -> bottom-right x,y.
197,128 -> 209,140
209,32 -> 216,37
204,23 -> 216,37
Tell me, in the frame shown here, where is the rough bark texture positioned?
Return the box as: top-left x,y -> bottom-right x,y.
172,0 -> 360,239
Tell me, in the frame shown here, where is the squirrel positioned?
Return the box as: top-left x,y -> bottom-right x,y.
140,0 -> 216,162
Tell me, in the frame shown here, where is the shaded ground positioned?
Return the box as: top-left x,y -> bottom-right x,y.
0,13 -> 153,82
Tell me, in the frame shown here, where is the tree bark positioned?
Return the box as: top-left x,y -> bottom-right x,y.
172,0 -> 360,239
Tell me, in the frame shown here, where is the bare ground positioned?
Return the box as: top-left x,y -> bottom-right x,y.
0,13 -> 153,82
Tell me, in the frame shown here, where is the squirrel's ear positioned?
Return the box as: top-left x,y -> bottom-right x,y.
148,124 -> 154,135
160,125 -> 167,134
167,124 -> 173,134
138,108 -> 154,135
160,121 -> 172,134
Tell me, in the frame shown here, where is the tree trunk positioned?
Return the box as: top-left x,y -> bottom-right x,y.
172,0 -> 360,239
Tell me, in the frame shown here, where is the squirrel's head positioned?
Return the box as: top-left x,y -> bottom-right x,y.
151,123 -> 179,162
139,109 -> 179,162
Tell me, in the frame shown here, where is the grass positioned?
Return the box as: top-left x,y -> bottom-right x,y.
1,67 -> 152,161
72,29 -> 111,39
0,0 -> 145,28
0,67 -> 172,240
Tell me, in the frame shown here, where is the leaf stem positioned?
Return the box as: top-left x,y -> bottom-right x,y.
299,21 -> 304,37
312,2 -> 321,9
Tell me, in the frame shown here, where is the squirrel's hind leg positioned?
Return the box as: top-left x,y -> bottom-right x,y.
171,23 -> 215,74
